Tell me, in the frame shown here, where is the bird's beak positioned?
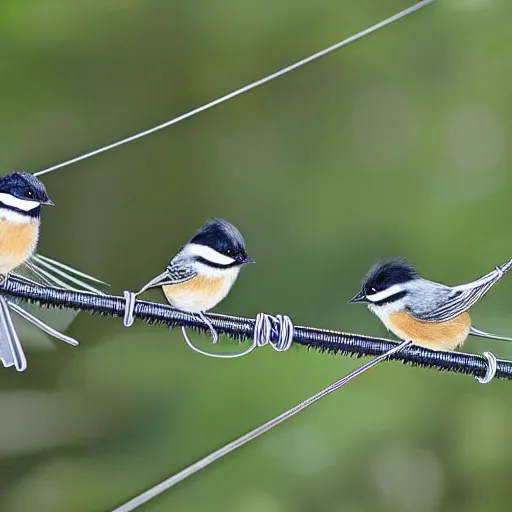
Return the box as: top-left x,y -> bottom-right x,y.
348,290 -> 367,304
241,255 -> 255,264
41,198 -> 55,207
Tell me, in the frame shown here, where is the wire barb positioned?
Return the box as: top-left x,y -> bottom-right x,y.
33,0 -> 435,177
123,291 -> 136,327
475,351 -> 497,384
180,312 -> 294,359
181,312 -> 294,359
254,313 -> 294,351
123,289 -> 295,359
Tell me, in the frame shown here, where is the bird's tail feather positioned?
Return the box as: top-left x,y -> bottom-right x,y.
29,254 -> 108,294
0,296 -> 26,371
469,325 -> 512,342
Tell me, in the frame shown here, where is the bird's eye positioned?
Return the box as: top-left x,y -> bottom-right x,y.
225,248 -> 233,256
370,287 -> 377,294
24,189 -> 34,199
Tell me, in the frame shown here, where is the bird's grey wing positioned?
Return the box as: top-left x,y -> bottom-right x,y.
405,281 -> 454,321
164,263 -> 197,285
0,296 -> 26,371
409,258 -> 512,322
137,263 -> 197,295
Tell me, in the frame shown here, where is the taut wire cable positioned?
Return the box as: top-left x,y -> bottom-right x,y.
34,0 -> 435,177
112,339 -> 412,512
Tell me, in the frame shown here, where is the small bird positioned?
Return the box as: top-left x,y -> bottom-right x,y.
123,218 -> 254,354
349,258 -> 512,351
0,171 -> 107,371
0,171 -> 55,275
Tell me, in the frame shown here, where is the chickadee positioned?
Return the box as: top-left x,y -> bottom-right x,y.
0,171 -> 54,275
0,171 -> 107,371
349,258 -> 512,351
123,218 -> 254,354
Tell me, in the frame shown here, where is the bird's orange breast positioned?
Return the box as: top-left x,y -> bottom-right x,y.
162,270 -> 238,313
388,311 -> 471,351
0,218 -> 39,274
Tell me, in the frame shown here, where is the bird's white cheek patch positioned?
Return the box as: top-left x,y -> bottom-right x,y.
365,284 -> 405,303
0,193 -> 40,212
192,261 -> 237,279
368,300 -> 405,320
184,243 -> 236,266
0,208 -> 34,225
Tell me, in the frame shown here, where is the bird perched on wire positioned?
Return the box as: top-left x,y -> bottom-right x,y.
0,171 -> 107,371
123,218 -> 254,357
349,257 -> 512,351
0,171 -> 55,275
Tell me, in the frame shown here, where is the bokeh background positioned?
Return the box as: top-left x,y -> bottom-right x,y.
0,0 -> 511,510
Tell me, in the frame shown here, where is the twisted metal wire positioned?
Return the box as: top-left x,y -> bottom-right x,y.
2,276 -> 512,381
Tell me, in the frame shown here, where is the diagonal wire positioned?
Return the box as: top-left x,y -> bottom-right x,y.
3,275 -> 512,381
34,0 -> 435,177
112,340 -> 412,512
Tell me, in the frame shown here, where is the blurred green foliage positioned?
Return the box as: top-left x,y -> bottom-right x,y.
1,0 -> 512,510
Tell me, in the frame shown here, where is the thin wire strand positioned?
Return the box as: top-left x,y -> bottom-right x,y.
180,312 -> 294,359
475,351 -> 497,384
112,340 -> 412,512
34,0 -> 435,177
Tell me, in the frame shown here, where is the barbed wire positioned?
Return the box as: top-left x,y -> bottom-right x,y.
4,276 -> 512,381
